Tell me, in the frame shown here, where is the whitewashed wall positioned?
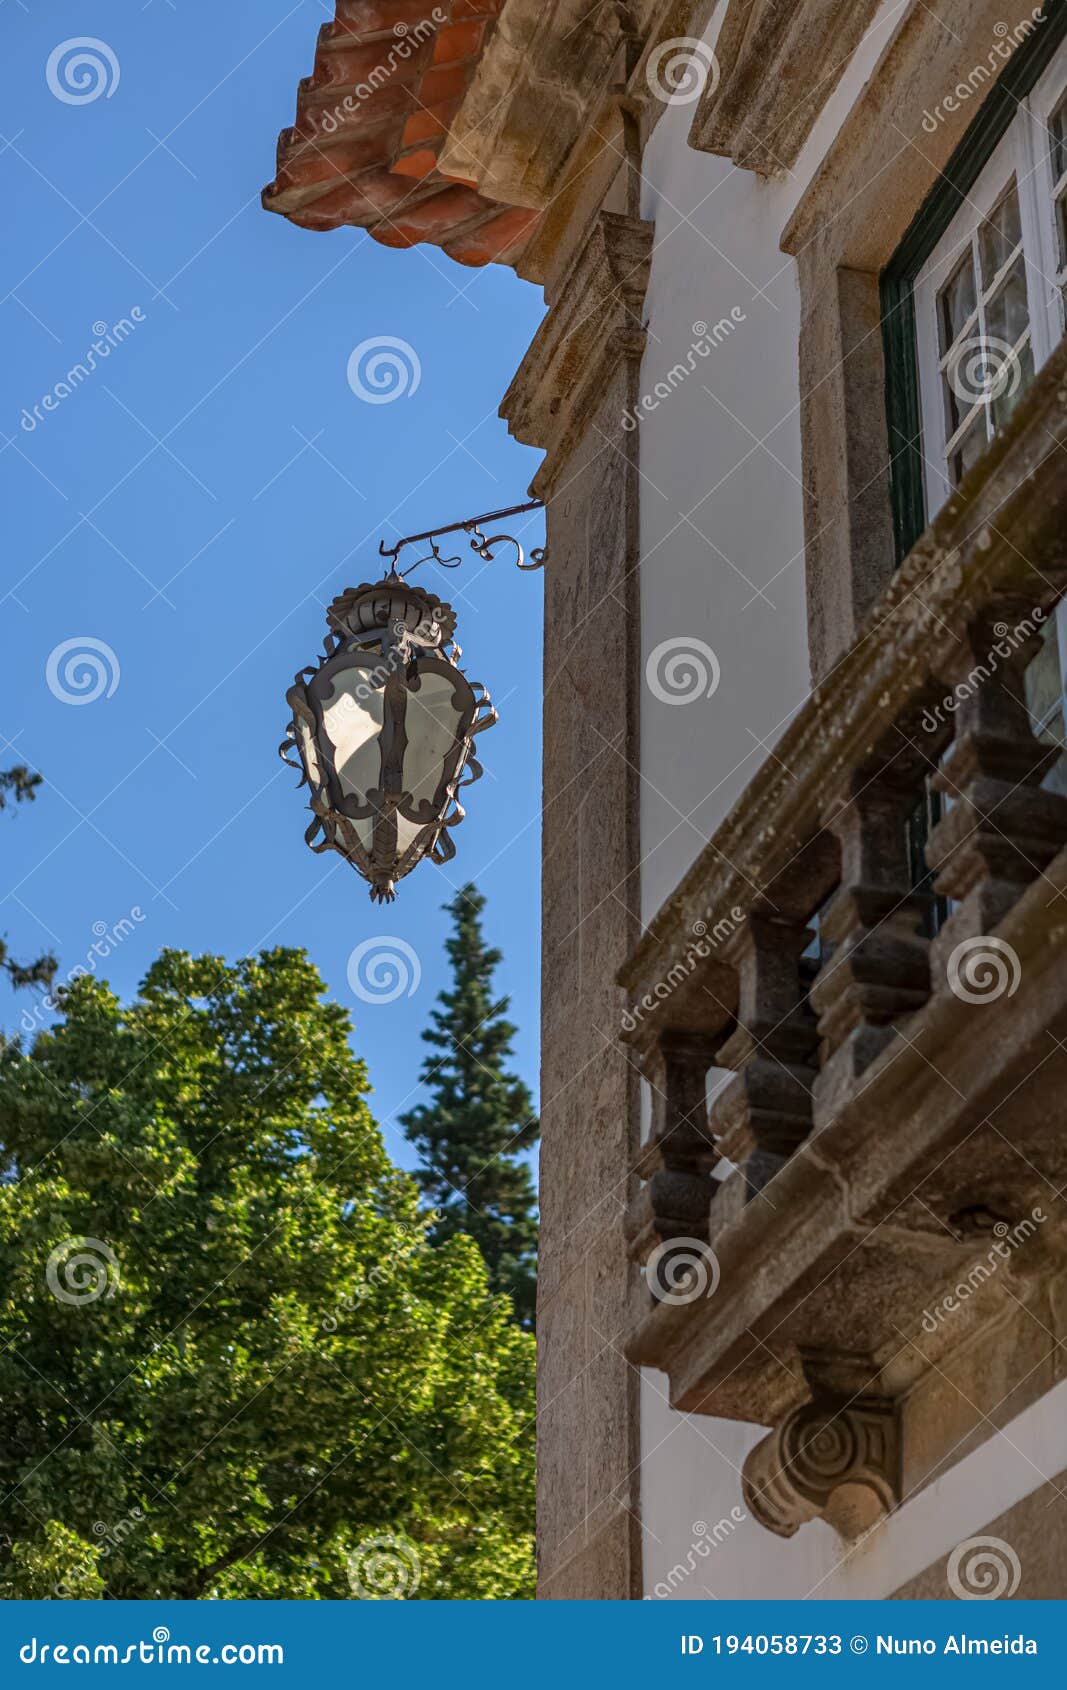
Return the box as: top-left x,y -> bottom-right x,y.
633,0 -> 1060,1600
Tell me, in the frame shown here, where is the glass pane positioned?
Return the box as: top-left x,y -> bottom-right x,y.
1051,92 -> 1067,185
1057,192 -> 1067,273
984,254 -> 1030,345
990,334 -> 1034,430
1025,619 -> 1063,727
978,183 -> 1022,284
938,251 -> 977,356
1041,711 -> 1067,797
949,413 -> 988,486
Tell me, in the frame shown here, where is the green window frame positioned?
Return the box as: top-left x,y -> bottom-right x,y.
881,0 -> 1067,563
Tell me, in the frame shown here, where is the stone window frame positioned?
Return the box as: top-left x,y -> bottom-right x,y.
881,3 -> 1067,563
778,0 -> 1067,682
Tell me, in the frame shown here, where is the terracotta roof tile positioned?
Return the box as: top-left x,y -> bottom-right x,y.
262,0 -> 539,269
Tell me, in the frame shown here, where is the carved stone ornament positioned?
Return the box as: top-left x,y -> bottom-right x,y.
280,577 -> 497,903
742,1398 -> 900,1540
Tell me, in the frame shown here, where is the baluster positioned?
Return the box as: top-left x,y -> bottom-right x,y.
626,1030 -> 721,1287
928,600 -> 1067,976
709,915 -> 818,1195
811,780 -> 932,1125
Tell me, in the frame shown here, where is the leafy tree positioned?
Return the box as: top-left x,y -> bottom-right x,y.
0,949 -> 534,1599
1,766 -> 56,992
400,885 -> 539,1326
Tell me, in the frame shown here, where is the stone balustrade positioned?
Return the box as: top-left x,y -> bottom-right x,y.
619,336 -> 1067,1538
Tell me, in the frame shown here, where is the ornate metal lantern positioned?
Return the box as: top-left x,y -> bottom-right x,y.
281,503 -> 543,904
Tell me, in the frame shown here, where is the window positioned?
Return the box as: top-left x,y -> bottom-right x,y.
913,51 -> 1067,511
883,15 -> 1067,787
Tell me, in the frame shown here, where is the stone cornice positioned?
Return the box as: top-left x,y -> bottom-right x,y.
439,1 -> 714,281
438,0 -> 627,212
500,210 -> 654,497
780,0 -> 1036,266
686,0 -> 886,176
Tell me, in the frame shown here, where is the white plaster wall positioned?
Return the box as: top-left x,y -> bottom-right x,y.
630,0 -> 1053,1602
640,1369 -> 1067,1599
636,0 -> 909,922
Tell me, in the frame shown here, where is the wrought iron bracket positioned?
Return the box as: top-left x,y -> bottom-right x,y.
378,500 -> 546,578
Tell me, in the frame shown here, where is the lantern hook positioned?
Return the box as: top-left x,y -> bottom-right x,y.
378,499 -> 546,578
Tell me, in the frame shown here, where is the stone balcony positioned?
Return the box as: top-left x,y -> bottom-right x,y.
620,337 -> 1067,1541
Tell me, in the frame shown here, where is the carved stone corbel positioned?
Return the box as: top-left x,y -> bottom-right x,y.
742,1397 -> 900,1540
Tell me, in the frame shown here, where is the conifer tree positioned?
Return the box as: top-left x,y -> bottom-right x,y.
400,884 -> 539,1325
1,766 -> 56,992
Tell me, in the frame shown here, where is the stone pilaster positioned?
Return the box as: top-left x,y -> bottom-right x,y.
502,210 -> 654,1600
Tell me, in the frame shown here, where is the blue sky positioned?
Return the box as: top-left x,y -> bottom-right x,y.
1,1 -> 546,1171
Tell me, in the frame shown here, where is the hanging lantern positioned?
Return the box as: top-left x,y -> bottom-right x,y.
281,501 -> 544,904
280,574 -> 496,903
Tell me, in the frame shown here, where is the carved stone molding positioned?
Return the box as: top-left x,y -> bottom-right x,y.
501,209 -> 654,498
687,0 -> 885,176
438,0 -> 627,213
742,1397 -> 900,1539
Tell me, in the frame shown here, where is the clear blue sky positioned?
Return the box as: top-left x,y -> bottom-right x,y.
1,1 -> 546,1171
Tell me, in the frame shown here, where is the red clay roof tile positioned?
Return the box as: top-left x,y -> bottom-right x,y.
262,0 -> 538,269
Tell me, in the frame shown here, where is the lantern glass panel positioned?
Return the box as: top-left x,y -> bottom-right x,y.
320,671 -> 385,800
402,668 -> 471,808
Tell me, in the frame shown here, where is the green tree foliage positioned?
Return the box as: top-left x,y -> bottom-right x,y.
0,949 -> 534,1599
1,767 -> 56,992
400,886 -> 539,1326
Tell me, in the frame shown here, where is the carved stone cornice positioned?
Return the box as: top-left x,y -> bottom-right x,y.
686,0 -> 885,176
780,0 -> 1038,266
500,210 -> 654,498
742,1397 -> 900,1539
438,0 -> 629,212
439,1 -> 715,283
